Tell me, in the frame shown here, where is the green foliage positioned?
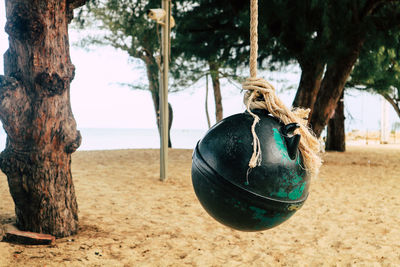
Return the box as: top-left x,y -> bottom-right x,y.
257,0 -> 324,66
349,29 -> 400,117
171,0 -> 250,89
256,0 -> 400,67
173,0 -> 247,62
74,0 -> 164,92
77,0 -> 158,51
74,0 -> 179,146
73,0 -> 400,105
351,31 -> 400,92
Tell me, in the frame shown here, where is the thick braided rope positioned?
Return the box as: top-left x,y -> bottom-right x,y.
244,0 -> 321,179
250,0 -> 258,78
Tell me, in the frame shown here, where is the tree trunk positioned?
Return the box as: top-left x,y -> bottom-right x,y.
292,60 -> 325,110
310,38 -> 365,137
0,0 -> 85,237
145,57 -> 173,147
382,93 -> 400,119
209,62 -> 223,122
150,93 -> 173,148
168,102 -> 173,148
205,74 -> 211,128
325,91 -> 345,151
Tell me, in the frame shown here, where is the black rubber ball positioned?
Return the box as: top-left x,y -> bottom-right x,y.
191,109 -> 309,231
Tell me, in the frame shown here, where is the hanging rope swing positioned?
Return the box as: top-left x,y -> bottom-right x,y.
191,0 -> 322,231
243,0 -> 321,177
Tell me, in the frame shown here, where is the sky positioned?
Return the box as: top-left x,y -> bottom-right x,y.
0,1 -> 398,132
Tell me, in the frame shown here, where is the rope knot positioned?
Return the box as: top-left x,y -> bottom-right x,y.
242,77 -> 275,170
242,77 -> 275,95
242,75 -> 321,179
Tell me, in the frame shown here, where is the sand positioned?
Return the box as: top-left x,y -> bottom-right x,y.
0,144 -> 399,266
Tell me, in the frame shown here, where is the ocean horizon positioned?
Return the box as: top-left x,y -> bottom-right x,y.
77,128 -> 207,151
0,126 -> 394,152
0,128 -> 207,151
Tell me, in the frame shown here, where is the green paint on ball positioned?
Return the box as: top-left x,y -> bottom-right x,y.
288,182 -> 305,200
232,199 -> 242,210
273,128 -> 291,163
271,175 -> 305,200
249,206 -> 284,228
274,188 -> 288,198
271,128 -> 306,201
273,128 -> 303,168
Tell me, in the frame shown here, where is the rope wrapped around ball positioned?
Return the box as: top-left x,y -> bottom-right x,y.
243,77 -> 322,179
243,0 -> 321,179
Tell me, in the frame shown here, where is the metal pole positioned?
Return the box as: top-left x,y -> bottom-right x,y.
160,0 -> 170,181
380,96 -> 389,144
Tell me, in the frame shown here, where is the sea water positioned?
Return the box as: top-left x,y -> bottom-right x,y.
0,128 -> 206,151
78,128 -> 206,150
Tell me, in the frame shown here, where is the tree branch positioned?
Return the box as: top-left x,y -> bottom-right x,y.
68,0 -> 87,10
383,92 -> 400,118
67,0 -> 87,23
361,0 -> 385,18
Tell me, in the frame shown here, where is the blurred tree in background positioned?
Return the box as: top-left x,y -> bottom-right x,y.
75,0 -> 400,150
172,0 -> 250,123
255,0 -> 400,139
349,30 -> 400,119
75,0 -> 174,147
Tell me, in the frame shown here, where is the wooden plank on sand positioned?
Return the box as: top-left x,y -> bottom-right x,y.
3,224 -> 55,245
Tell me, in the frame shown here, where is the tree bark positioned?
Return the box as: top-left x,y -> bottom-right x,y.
144,56 -> 173,147
0,0 -> 85,237
292,60 -> 325,110
325,91 -> 346,151
209,62 -> 223,122
310,38 -> 365,137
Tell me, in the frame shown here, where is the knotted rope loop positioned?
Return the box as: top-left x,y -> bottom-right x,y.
242,77 -> 275,94
242,77 -> 322,178
242,77 -> 279,169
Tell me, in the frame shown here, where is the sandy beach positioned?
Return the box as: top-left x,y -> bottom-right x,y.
0,144 -> 399,266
